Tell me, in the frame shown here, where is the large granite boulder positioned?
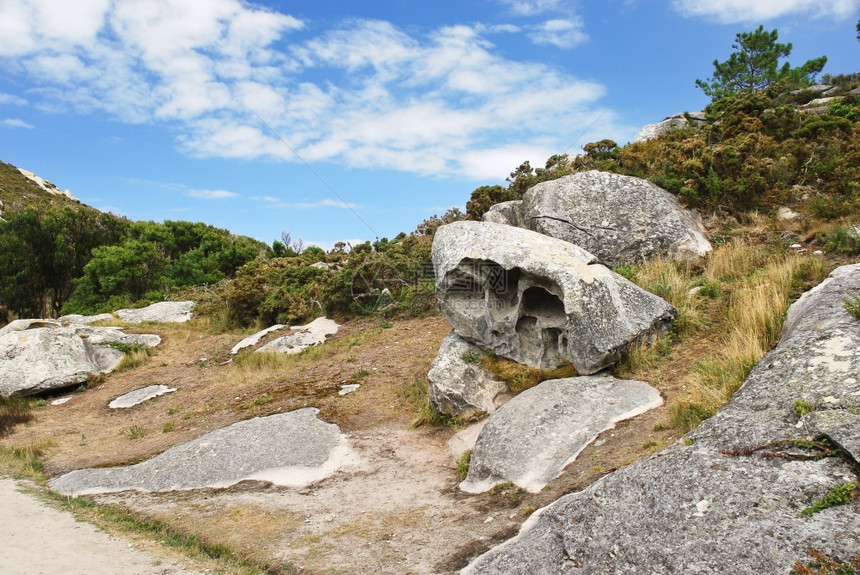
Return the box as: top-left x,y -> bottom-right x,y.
633,111 -> 706,143
432,221 -> 676,374
463,264 -> 860,574
483,171 -> 711,265
427,333 -> 508,416
460,376 -> 662,494
49,408 -> 356,496
0,320 -> 161,397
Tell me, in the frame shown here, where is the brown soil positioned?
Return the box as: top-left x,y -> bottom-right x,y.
3,314 -> 701,575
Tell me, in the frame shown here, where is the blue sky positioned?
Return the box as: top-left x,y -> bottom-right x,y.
1,0 -> 857,249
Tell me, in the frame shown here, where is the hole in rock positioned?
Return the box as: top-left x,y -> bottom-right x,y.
521,286 -> 565,325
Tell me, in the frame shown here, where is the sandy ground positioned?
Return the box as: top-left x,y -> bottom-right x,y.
0,477 -> 204,575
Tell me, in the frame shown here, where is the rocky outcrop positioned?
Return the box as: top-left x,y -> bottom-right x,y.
115,301 -> 195,323
0,320 -> 161,397
433,221 -> 676,374
460,376 -> 662,494
633,111 -> 706,143
49,408 -> 357,496
256,317 -> 339,354
17,168 -> 79,201
427,333 -> 508,416
463,264 -> 860,574
484,171 -> 711,265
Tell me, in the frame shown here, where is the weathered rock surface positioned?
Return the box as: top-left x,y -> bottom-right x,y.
633,111 -> 706,143
481,200 -> 524,227
231,324 -> 287,354
460,376 -> 662,494
463,264 -> 860,574
57,313 -> 115,325
0,322 -> 162,397
427,333 -> 508,416
115,301 -> 195,324
49,408 -> 357,496
257,317 -> 339,354
484,171 -> 711,265
433,221 -> 676,374
109,384 -> 177,409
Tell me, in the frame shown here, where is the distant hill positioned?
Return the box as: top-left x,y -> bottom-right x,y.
0,161 -> 100,220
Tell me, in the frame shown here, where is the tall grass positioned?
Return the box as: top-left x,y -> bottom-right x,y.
631,257 -> 706,335
670,248 -> 830,430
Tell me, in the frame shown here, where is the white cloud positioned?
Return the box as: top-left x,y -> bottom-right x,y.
250,197 -> 358,209
0,2 -> 622,181
187,189 -> 239,199
496,0 -> 563,16
672,0 -> 859,22
1,118 -> 33,129
528,18 -> 589,49
0,93 -> 27,105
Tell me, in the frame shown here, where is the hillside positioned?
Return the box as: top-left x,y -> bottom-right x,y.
1,75 -> 859,574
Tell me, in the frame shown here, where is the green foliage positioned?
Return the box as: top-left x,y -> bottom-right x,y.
823,226 -> 860,256
465,185 -> 519,220
696,26 -> 826,102
0,206 -> 127,318
843,291 -> 860,320
457,449 -> 472,481
222,234 -> 434,328
461,349 -> 482,363
62,220 -> 265,315
799,482 -> 860,518
794,399 -> 814,417
412,207 -> 466,236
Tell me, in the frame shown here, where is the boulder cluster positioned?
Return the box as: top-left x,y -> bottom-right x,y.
428,170 -> 713,493
464,263 -> 860,574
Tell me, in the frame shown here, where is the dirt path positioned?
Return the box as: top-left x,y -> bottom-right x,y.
0,477 -> 204,575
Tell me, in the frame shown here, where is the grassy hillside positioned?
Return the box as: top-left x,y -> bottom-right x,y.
0,160 -> 94,216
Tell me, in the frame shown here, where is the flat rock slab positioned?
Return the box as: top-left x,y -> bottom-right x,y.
257,317 -> 340,354
231,324 -> 286,354
460,376 -> 662,493
57,313 -> 115,325
49,408 -> 356,496
463,264 -> 860,575
109,384 -> 177,409
115,301 -> 195,323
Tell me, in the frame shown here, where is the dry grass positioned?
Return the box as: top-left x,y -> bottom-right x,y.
480,355 -> 577,394
669,248 -> 830,430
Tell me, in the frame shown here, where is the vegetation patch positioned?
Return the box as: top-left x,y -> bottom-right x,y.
457,449 -> 472,481
480,355 -> 577,395
843,291 -> 860,320
800,482 -> 860,518
793,550 -> 860,574
0,396 -> 34,437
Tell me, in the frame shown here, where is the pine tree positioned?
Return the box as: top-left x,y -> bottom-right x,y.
696,26 -> 826,102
